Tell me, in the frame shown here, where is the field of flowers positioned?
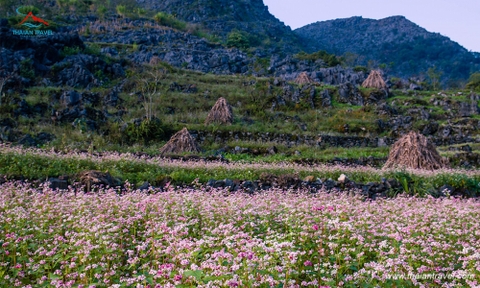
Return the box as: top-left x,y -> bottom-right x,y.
0,181 -> 479,287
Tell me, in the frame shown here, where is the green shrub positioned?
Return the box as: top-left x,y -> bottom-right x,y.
226,31 -> 250,50
84,44 -> 101,56
60,46 -> 82,57
122,117 -> 166,145
116,5 -> 126,17
294,50 -> 342,67
353,66 -> 369,73
97,5 -> 107,19
135,7 -> 147,17
153,12 -> 187,31
19,59 -> 35,80
466,72 -> 480,91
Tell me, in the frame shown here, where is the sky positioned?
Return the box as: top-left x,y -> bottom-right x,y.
262,0 -> 480,52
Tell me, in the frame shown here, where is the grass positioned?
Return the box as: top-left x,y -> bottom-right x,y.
1,146 -> 480,197
12,64 -> 476,150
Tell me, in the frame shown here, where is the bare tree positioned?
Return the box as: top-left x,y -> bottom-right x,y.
138,70 -> 165,121
427,66 -> 443,91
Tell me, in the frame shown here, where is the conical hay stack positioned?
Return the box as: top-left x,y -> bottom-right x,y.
205,97 -> 233,125
149,56 -> 162,66
294,72 -> 314,85
159,127 -> 201,155
362,70 -> 387,89
383,131 -> 447,170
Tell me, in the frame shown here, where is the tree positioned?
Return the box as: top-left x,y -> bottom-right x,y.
138,70 -> 166,121
427,66 -> 443,91
226,31 -> 250,50
466,72 -> 480,92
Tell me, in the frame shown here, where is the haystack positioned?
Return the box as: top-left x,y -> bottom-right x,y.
362,70 -> 387,89
383,131 -> 447,170
205,97 -> 233,125
294,72 -> 314,85
159,127 -> 200,155
149,56 -> 162,66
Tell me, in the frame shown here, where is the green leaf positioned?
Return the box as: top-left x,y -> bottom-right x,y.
183,269 -> 204,280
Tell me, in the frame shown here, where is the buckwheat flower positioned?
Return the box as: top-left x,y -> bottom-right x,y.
174,274 -> 182,281
304,260 -> 313,266
180,259 -> 189,266
226,280 -> 239,287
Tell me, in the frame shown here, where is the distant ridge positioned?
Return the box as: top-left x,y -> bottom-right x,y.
295,16 -> 480,83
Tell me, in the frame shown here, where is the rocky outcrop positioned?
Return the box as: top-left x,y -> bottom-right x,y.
0,19 -> 124,89
54,54 -> 124,88
338,83 -> 364,106
268,56 -> 366,85
135,0 -> 302,53
81,20 -> 251,74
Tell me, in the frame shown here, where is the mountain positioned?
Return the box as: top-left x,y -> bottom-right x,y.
135,0 -> 302,54
295,16 -> 480,84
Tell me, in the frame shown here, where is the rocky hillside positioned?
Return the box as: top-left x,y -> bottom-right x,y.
295,16 -> 480,84
135,0 -> 302,54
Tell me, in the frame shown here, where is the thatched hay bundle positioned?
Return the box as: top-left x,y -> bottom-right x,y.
205,97 -> 233,125
294,72 -> 314,85
362,70 -> 387,89
383,131 -> 447,170
159,127 -> 200,155
149,56 -> 162,66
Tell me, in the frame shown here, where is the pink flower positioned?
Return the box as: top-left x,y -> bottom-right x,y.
304,260 -> 313,266
174,274 -> 182,281
312,224 -> 319,231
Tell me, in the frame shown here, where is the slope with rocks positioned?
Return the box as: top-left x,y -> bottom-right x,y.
135,0 -> 303,54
